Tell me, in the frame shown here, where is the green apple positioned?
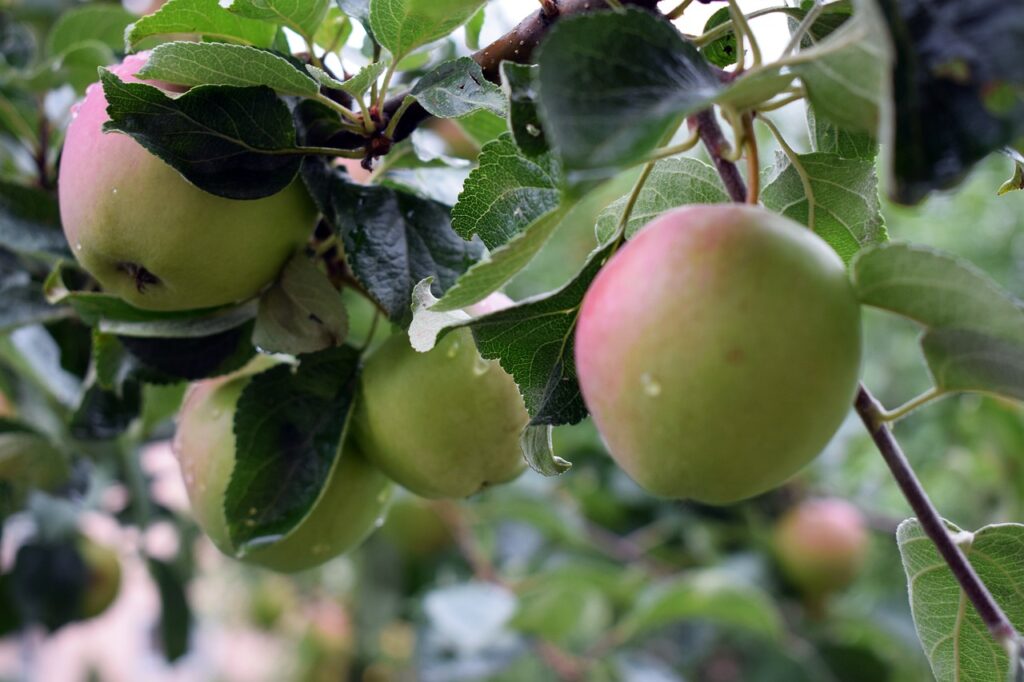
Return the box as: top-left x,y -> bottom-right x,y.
77,536 -> 121,619
58,52 -> 318,311
380,493 -> 454,556
353,294 -> 529,498
773,498 -> 869,595
173,361 -> 392,572
575,204 -> 862,504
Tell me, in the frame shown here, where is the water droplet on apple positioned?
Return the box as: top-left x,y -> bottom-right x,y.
74,242 -> 83,251
640,372 -> 661,397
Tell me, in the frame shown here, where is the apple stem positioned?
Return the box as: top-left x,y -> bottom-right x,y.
698,124 -> 1023,656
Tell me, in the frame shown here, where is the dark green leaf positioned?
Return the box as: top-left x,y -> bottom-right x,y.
0,180 -> 71,260
100,70 -> 302,200
501,62 -> 547,157
302,158 -> 483,324
451,133 -> 560,249
701,7 -> 737,68
226,345 -> 360,549
148,559 -> 192,662
536,9 -> 720,189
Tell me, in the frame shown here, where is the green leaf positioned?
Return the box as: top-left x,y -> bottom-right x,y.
455,109 -> 507,147
520,424 -> 570,476
147,559 -> 192,662
853,242 -> 1024,399
317,60 -> 385,97
227,0 -> 330,39
807,104 -> 877,161
536,9 -> 720,189
227,346 -> 360,550
880,0 -> 1024,204
451,133 -> 560,249
126,0 -> 278,50
313,6 -> 351,51
501,62 -> 547,157
117,323 -> 256,382
0,181 -> 69,260
302,158 -> 483,324
897,519 -> 1024,682
619,571 -> 784,642
595,157 -> 728,243
701,7 -> 738,68
368,0 -> 484,58
253,254 -> 348,355
45,5 -> 134,57
513,580 -> 612,645
136,42 -> 319,96
0,14 -> 35,69
100,70 -> 302,200
464,6 -> 484,50
410,57 -> 505,119
998,148 -> 1024,196
788,0 -> 891,134
761,151 -> 886,263
431,204 -> 572,312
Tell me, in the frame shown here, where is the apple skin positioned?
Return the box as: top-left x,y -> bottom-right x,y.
173,362 -> 393,572
353,293 -> 529,499
380,494 -> 454,556
575,204 -> 861,504
58,52 -> 318,312
773,498 -> 869,595
77,536 -> 121,619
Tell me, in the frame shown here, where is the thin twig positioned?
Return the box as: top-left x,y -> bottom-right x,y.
692,110 -> 746,202
854,386 -> 1020,648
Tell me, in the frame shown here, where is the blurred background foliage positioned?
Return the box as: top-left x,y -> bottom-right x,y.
1,0 -> 1023,680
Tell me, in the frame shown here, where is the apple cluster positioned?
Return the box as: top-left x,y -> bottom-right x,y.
59,57 -> 865,573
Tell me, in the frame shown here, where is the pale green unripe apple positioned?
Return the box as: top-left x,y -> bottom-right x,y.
58,52 -> 318,311
353,294 -> 529,498
575,204 -> 862,504
773,498 -> 869,595
173,362 -> 392,572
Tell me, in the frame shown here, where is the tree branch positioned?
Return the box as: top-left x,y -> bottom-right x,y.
384,0 -> 662,143
854,386 -> 1020,647
696,121 -> 1022,656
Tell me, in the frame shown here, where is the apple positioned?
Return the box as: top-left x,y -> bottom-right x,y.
353,293 -> 529,498
77,536 -> 122,619
58,52 -> 318,311
173,361 -> 393,572
575,204 -> 862,504
380,494 -> 454,556
773,498 -> 869,595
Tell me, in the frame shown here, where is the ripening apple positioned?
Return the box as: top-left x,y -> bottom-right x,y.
575,204 -> 862,504
772,498 -> 869,595
380,494 -> 454,556
77,536 -> 122,618
173,361 -> 393,572
353,293 -> 529,498
58,52 -> 318,311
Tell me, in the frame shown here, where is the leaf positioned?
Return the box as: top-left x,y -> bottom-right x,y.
368,0 -> 484,58
430,204 -> 572,313
226,345 -> 360,550
126,0 -> 278,50
0,14 -> 35,69
897,519 -> 1024,682
536,9 -> 721,189
410,57 -> 505,119
0,181 -> 70,260
0,271 -> 68,334
520,424 -> 570,476
227,0 -> 330,39
313,6 -> 351,51
788,0 -> 891,135
880,0 -> 1024,204
302,158 -> 483,324
807,104 -> 877,161
501,62 -> 547,157
701,7 -> 738,68
853,242 -> 1024,399
309,60 -> 384,97
464,6 -> 484,50
455,109 -> 507,147
118,322 -> 256,382
45,5 -> 134,57
595,157 -> 728,243
253,254 -> 348,355
998,148 -> 1024,195
147,559 -> 192,662
761,151 -> 887,263
136,42 -> 319,97
100,70 -> 302,200
619,571 -> 784,642
451,133 -> 560,249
